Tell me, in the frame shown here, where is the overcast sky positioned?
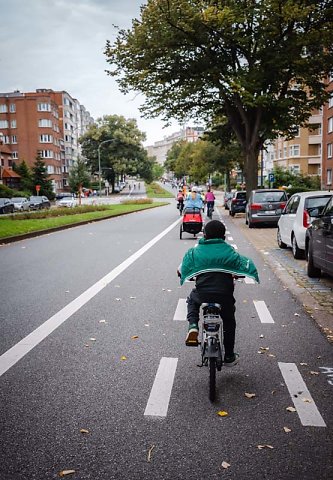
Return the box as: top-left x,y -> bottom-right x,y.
0,0 -> 181,145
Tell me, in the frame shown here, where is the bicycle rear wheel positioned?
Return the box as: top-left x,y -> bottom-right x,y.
209,357 -> 216,401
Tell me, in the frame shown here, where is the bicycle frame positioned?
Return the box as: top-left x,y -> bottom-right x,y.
200,303 -> 223,367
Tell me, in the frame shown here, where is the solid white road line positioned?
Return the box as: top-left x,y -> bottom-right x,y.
253,300 -> 275,323
227,236 -> 233,241
144,357 -> 178,417
278,362 -> 326,427
0,218 -> 181,378
173,299 -> 187,321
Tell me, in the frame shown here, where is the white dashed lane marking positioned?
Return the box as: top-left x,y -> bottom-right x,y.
278,362 -> 326,427
173,299 -> 187,321
244,277 -> 256,284
144,357 -> 178,417
253,300 -> 275,323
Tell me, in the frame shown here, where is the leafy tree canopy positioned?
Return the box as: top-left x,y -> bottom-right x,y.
80,115 -> 151,191
31,156 -> 54,199
68,156 -> 91,194
106,0 -> 333,194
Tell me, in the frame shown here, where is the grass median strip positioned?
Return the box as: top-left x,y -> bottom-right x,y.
0,202 -> 167,240
145,182 -> 174,198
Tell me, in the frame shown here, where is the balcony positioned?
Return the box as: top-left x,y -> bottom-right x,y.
308,157 -> 321,165
308,114 -> 322,124
308,134 -> 322,145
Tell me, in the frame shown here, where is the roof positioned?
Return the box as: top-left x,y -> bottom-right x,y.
2,168 -> 21,178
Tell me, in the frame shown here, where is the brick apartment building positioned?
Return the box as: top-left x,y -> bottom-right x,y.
0,89 -> 94,193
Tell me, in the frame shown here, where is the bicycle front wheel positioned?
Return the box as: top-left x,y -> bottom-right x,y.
209,357 -> 216,402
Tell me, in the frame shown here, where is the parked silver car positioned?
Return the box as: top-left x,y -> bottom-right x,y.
245,189 -> 288,228
11,197 -> 30,211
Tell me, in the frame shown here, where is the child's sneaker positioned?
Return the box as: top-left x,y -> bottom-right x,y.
224,353 -> 239,367
185,324 -> 199,346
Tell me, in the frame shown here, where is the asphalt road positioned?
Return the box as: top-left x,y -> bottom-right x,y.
1,196 -> 332,480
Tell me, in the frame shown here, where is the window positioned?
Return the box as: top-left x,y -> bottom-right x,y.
0,120 -> 9,128
2,135 -> 10,144
328,117 -> 333,133
39,150 -> 53,158
11,120 -> 17,128
0,104 -> 8,113
329,95 -> 333,108
10,104 -> 16,113
39,134 -> 53,143
327,169 -> 332,186
47,165 -> 55,174
39,119 -> 52,127
283,147 -> 287,158
37,103 -> 51,112
11,135 -> 17,144
12,151 -> 18,159
289,145 -> 300,156
328,143 -> 332,158
289,164 -> 300,174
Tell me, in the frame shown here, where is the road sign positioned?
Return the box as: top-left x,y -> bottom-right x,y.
268,173 -> 275,183
35,185 -> 41,192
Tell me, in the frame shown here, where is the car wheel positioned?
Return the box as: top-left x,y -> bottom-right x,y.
277,228 -> 287,249
292,234 -> 305,259
306,243 -> 321,277
248,220 -> 254,228
245,215 -> 248,225
230,211 -> 235,217
179,225 -> 183,240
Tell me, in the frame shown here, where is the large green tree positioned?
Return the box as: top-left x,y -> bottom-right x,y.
31,155 -> 54,199
80,115 -> 150,192
13,160 -> 33,192
105,0 -> 333,195
69,156 -> 91,203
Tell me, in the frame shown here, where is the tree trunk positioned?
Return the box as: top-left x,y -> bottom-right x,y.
244,148 -> 259,200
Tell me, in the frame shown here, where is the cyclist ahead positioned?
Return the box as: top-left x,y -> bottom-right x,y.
204,188 -> 215,215
178,220 -> 259,366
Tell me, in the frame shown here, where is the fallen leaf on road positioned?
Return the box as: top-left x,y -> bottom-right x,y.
294,313 -> 300,316
147,445 -> 155,462
259,347 -> 269,351
130,296 -> 136,299
300,363 -> 308,366
259,334 -> 264,338
303,398 -> 312,403
115,298 -> 121,301
286,406 -> 296,412
89,338 -> 96,341
217,411 -> 228,417
271,390 -> 276,395
244,392 -> 256,399
99,319 -> 107,323
221,461 -> 231,469
243,300 -> 248,303
131,335 -> 139,340
121,356 -> 127,361
144,324 -> 150,327
84,344 -> 90,348
310,371 -> 319,375
283,427 -> 292,433
167,289 -> 172,292
59,470 -> 75,477
257,445 -> 274,450
65,290 -> 70,293
268,354 -> 276,358
80,429 -> 89,434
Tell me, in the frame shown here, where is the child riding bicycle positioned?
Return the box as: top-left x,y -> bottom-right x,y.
178,220 -> 259,366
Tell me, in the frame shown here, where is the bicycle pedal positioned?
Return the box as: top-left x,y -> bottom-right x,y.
185,340 -> 199,347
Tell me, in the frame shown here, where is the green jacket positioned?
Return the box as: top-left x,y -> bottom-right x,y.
180,238 -> 259,285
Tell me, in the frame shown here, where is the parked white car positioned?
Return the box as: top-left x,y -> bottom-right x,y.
277,191 -> 332,259
56,196 -> 77,208
11,197 -> 30,211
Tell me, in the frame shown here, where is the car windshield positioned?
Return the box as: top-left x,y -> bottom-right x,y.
253,191 -> 286,202
0,199 -> 7,205
305,196 -> 331,213
30,197 -> 42,202
12,198 -> 25,203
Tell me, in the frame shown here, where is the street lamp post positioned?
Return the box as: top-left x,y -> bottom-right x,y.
97,139 -> 114,197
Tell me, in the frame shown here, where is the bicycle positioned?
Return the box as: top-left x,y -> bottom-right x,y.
199,303 -> 223,401
206,202 -> 214,219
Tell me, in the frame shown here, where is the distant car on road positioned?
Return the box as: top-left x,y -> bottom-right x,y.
228,191 -> 247,216
277,191 -> 332,259
29,196 -> 51,210
56,196 -> 77,208
245,189 -> 287,227
305,195 -> 333,278
11,197 -> 30,211
0,198 -> 15,214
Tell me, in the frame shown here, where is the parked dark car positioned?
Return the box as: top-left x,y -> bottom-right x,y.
228,191 -> 247,216
305,195 -> 333,278
0,198 -> 15,214
245,189 -> 288,227
29,196 -> 51,210
223,192 -> 233,210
